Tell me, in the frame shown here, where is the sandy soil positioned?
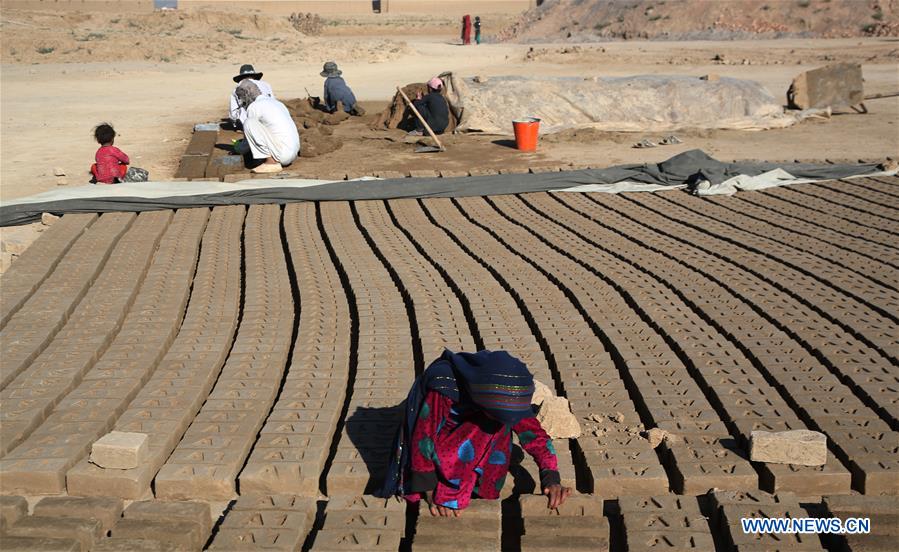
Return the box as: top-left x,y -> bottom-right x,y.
501,0 -> 899,42
3,35 -> 896,202
1,10 -> 897,268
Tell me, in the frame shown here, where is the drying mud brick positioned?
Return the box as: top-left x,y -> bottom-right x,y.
750,430 -> 827,466
520,534 -> 611,551
110,519 -> 203,551
89,431 -> 149,469
1,495 -> 28,530
91,538 -> 181,551
33,496 -> 124,532
415,515 -> 499,538
591,463 -> 670,496
208,527 -> 303,551
626,530 -> 716,551
6,517 -> 103,551
0,537 -> 83,551
325,495 -> 406,513
787,63 -> 864,110
124,500 -> 211,538
412,533 -> 498,551
524,516 -> 611,538
760,461 -> 852,495
311,529 -> 402,550
519,494 -> 603,518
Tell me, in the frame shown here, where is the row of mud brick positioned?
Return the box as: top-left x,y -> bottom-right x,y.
0,179 -> 895,551
0,184 -> 890,498
4,491 -> 895,551
1,184 -> 896,500
220,162 -> 873,183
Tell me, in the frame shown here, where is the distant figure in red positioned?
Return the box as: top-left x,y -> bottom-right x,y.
89,123 -> 148,184
461,14 -> 472,45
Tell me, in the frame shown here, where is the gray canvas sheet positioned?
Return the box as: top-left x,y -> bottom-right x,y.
0,150 -> 881,226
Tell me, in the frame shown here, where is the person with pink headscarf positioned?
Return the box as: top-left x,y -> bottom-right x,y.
408,76 -> 450,137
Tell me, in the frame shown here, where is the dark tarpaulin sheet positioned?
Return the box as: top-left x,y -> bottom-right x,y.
0,150 -> 880,226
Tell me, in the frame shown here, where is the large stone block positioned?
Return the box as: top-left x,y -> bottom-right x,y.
787,63 -> 864,110
750,430 -> 827,466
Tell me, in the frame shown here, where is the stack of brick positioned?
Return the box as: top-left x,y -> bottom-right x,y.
0,213 -> 96,329
413,498 -> 501,551
321,201 -> 415,495
237,202 -> 351,497
1,209 -> 209,496
824,495 -> 899,552
519,493 -> 608,551
0,211 -> 168,457
209,494 -> 317,550
153,204 -> 293,500
174,129 -> 218,180
65,206 -> 244,499
0,212 -> 133,390
310,495 -> 405,551
103,499 -> 211,551
710,489 -> 826,551
620,495 -> 714,551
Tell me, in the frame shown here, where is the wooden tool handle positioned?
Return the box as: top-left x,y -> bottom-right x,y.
397,87 -> 445,151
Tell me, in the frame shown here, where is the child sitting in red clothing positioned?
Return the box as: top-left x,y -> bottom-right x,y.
90,123 -> 148,184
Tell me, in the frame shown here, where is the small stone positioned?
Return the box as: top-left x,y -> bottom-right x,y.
589,414 -> 604,423
701,73 -> 720,81
1,238 -> 28,255
41,213 -> 60,226
645,428 -> 679,448
532,380 -> 554,407
90,431 -> 149,469
646,428 -> 665,448
56,176 -> 68,186
750,430 -> 827,466
612,412 -> 625,424
473,75 -> 488,84
54,167 -> 66,176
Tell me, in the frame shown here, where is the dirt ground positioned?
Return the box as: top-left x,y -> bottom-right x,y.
1,9 -> 898,268
501,0 -> 899,42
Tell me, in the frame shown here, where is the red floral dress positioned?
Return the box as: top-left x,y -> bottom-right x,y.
405,390 -> 559,511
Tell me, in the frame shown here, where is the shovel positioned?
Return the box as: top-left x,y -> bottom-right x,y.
397,86 -> 446,153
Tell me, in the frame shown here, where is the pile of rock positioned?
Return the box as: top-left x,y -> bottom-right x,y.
288,12 -> 323,35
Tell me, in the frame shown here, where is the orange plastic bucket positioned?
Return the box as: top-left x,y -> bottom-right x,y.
512,117 -> 541,152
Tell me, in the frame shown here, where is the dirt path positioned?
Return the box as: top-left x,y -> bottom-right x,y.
1,36 -> 897,203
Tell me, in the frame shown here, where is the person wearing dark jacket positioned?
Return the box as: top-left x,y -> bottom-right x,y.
409,77 -> 450,136
320,61 -> 365,116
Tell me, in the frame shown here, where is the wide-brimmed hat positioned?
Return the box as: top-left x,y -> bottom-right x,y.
233,64 -> 263,83
320,61 -> 342,78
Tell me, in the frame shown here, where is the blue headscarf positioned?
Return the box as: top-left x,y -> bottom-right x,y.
377,349 -> 535,498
